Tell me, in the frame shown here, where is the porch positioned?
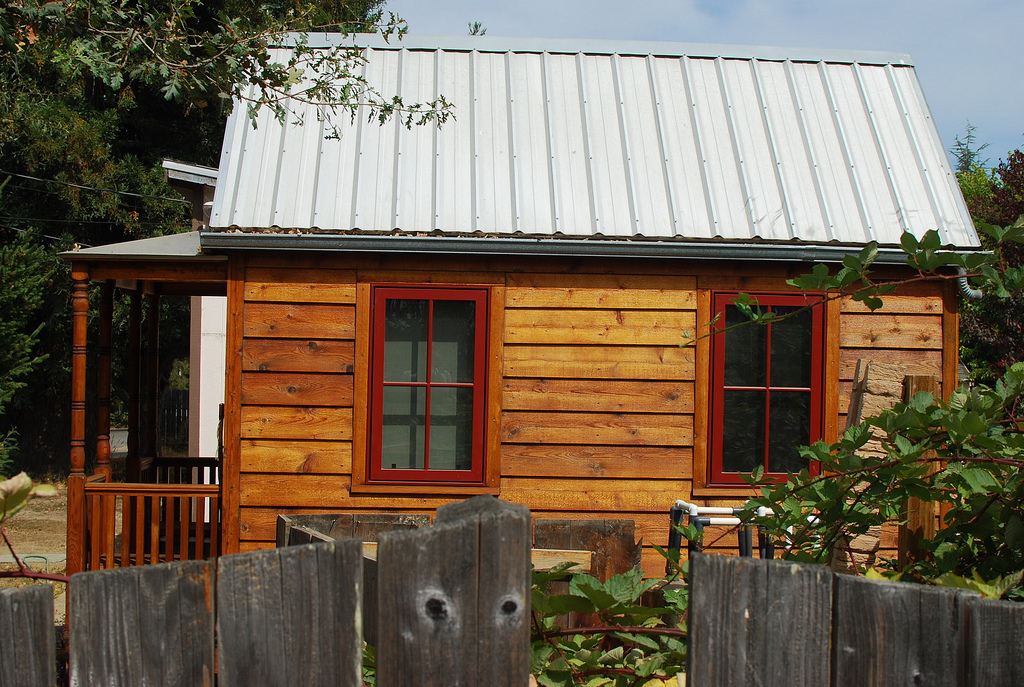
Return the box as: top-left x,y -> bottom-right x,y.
65,231 -> 227,576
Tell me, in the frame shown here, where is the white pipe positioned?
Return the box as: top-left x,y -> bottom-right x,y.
674,499 -> 774,518
701,517 -> 742,526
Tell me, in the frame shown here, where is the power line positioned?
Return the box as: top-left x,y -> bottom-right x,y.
0,223 -> 92,246
1,214 -> 189,228
0,170 -> 191,205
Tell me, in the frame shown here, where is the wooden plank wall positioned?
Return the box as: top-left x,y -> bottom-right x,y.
231,255 -> 953,574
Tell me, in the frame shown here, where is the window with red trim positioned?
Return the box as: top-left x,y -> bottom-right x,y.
709,292 -> 825,485
368,286 -> 489,484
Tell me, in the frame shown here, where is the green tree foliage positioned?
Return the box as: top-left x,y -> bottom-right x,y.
954,130 -> 1024,383
0,0 -> 440,473
728,220 -> 1024,601
530,566 -> 687,686
0,232 -> 55,473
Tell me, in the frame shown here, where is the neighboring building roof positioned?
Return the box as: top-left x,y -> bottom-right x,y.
210,34 -> 978,249
162,160 -> 219,187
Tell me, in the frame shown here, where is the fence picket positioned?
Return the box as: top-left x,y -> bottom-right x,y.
0,585 -> 55,687
376,495 -> 531,687
216,539 -> 362,687
688,554 -> 832,687
11,501 -> 1023,685
832,575 -> 975,687
69,560 -> 215,686
963,595 -> 1024,685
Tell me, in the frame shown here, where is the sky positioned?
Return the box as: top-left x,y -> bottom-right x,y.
388,0 -> 1023,168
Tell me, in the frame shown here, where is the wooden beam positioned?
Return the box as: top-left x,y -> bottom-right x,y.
126,291 -> 142,481
220,257 -> 246,554
95,282 -> 113,480
66,268 -> 90,578
898,374 -> 940,568
144,293 -> 160,458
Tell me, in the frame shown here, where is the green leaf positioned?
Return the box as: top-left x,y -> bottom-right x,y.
547,594 -> 599,615
959,467 -> 1000,494
0,472 -> 34,520
900,232 -> 920,253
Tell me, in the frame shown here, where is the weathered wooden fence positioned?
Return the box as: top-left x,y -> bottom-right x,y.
688,553 -> 1024,686
0,495 -> 531,687
8,501 -> 1024,686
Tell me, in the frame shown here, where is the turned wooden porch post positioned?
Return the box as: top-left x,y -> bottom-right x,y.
144,293 -> 160,461
94,282 -> 113,480
66,267 -> 90,577
126,291 -> 142,481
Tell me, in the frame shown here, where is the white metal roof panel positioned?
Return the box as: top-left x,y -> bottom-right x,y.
210,34 -> 979,249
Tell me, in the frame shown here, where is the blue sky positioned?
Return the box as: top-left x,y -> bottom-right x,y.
389,0 -> 1024,168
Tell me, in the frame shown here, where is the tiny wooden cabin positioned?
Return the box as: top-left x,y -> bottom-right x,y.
64,35 -> 979,577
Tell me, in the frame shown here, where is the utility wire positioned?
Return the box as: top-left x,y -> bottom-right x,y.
0,170 -> 191,205
1,214 -> 189,228
0,223 -> 92,246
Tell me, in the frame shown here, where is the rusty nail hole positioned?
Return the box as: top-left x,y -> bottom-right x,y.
426,598 -> 447,619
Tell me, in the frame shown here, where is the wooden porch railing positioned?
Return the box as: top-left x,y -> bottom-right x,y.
142,456 -> 221,486
82,481 -> 221,571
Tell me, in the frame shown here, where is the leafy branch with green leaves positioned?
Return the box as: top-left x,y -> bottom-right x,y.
3,0 -> 454,135
730,215 -> 1024,601
530,564 -> 687,687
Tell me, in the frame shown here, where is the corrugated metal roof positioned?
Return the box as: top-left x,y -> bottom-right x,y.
210,34 -> 979,249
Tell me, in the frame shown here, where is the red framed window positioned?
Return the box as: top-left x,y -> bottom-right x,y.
368,286 -> 489,484
709,292 -> 825,485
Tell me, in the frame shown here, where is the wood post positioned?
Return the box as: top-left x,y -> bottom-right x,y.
376,495 -> 531,687
144,292 -> 160,459
899,374 -> 940,568
70,560 -> 216,686
0,586 -> 56,686
126,290 -> 142,481
67,268 -> 89,578
216,541 -> 362,687
95,281 -> 113,480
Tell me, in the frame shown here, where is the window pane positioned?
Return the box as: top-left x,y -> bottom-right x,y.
432,300 -> 477,383
722,390 -> 765,472
770,306 -> 812,388
381,386 -> 425,470
724,305 -> 766,387
428,387 -> 474,471
384,299 -> 428,382
768,391 -> 811,474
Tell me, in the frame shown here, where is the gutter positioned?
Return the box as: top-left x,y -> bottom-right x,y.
199,232 -> 982,265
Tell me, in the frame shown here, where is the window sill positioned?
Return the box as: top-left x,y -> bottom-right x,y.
689,482 -> 764,499
349,481 -> 500,496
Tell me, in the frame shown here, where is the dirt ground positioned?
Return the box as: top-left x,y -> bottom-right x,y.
0,481 -> 68,627
1,480 -> 68,557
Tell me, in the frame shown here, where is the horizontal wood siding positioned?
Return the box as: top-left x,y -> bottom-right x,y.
837,286 -> 946,430
501,272 -> 696,572
237,262 -> 359,561
234,256 -> 951,576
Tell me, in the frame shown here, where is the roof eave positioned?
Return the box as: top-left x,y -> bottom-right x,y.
199,231 -> 981,264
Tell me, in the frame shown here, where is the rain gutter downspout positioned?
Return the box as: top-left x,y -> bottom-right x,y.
956,266 -> 985,300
